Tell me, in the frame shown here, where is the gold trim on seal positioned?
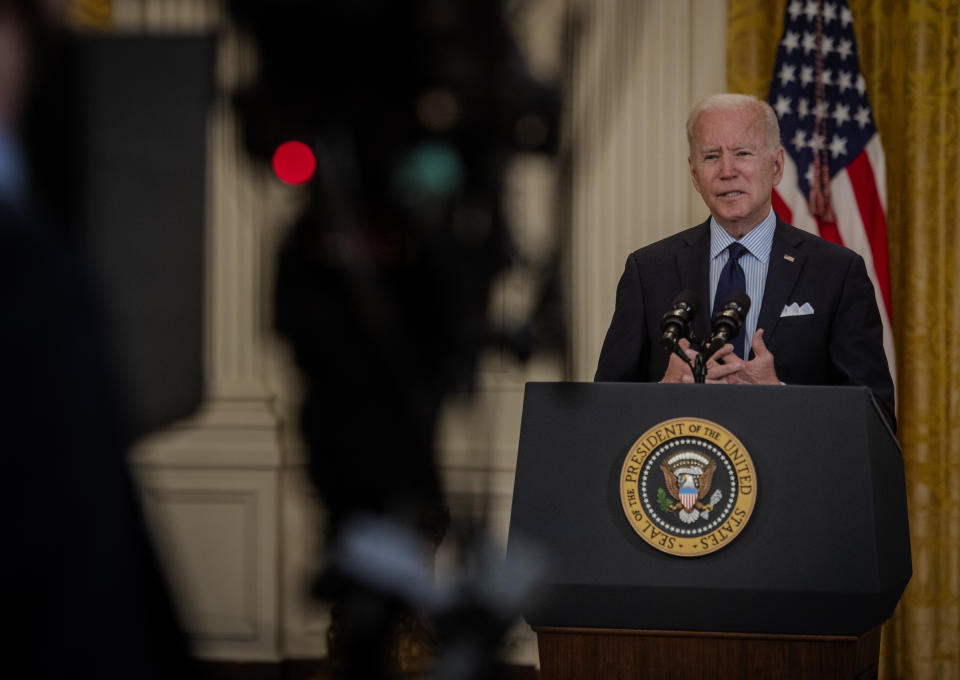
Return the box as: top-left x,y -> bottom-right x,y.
619,417 -> 757,557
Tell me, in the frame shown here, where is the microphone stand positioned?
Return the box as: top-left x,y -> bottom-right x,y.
666,337 -> 707,383
689,331 -> 708,384
694,333 -> 729,383
693,352 -> 707,384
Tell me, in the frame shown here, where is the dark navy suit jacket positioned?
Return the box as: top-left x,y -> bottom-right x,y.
594,216 -> 896,432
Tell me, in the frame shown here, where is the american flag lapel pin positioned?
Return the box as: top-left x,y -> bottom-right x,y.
784,254 -> 795,263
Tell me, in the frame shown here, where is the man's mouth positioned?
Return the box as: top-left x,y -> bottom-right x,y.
718,191 -> 744,198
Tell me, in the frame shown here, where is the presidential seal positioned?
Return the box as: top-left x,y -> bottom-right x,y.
619,417 -> 757,557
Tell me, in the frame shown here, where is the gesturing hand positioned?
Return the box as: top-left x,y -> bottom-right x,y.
723,329 -> 780,385
660,338 -> 697,383
702,342 -> 741,383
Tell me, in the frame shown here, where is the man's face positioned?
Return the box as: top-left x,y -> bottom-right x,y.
688,105 -> 784,238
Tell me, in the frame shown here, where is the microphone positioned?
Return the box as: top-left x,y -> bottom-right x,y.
703,291 -> 751,360
661,290 -> 698,363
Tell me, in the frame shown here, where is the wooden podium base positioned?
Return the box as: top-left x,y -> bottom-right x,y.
534,626 -> 881,680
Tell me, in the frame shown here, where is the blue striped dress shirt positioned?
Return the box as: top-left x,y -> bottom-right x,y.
708,208 -> 777,356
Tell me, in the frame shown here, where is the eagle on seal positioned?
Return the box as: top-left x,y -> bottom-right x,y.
660,458 -> 717,514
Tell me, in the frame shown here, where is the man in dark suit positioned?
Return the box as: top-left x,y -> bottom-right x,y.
595,93 -> 895,431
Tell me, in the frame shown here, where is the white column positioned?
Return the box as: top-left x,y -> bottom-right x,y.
117,3 -> 286,660
568,0 -> 727,380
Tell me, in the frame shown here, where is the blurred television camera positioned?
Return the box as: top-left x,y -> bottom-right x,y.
228,1 -> 560,678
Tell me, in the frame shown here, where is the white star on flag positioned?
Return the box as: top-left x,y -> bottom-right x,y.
837,71 -> 853,93
775,95 -> 793,117
778,64 -> 796,86
829,135 -> 848,158
837,38 -> 852,60
782,31 -> 800,53
823,2 -> 838,23
832,102 -> 851,126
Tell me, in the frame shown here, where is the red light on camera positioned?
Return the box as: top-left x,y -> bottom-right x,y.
272,141 -> 316,185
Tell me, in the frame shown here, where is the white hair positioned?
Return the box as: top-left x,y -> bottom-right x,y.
686,93 -> 781,157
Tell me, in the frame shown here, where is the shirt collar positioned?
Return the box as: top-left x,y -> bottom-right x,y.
709,208 -> 777,263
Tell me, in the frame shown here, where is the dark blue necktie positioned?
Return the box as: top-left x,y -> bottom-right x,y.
713,242 -> 748,358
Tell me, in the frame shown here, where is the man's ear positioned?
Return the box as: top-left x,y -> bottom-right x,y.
689,157 -> 702,195
772,146 -> 785,187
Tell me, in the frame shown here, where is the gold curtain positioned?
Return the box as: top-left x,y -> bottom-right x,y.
66,0 -> 112,29
728,1 -> 960,678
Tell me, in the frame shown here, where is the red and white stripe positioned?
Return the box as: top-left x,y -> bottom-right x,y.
772,134 -> 896,387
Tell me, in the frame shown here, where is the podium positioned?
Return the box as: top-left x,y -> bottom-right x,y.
506,383 -> 910,680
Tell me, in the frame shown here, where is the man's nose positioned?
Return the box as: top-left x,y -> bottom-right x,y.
719,154 -> 737,177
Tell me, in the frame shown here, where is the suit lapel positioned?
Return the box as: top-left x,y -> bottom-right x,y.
756,219 -> 805,349
676,219 -> 712,347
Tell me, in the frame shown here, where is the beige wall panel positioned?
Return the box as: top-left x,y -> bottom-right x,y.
135,468 -> 280,660
279,468 -> 332,658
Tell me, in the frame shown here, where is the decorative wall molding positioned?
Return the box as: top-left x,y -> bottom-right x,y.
279,468 -> 332,658
135,468 -> 280,661
143,489 -> 260,640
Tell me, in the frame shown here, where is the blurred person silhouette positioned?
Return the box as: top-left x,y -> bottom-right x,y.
0,1 -> 193,677
229,1 -> 560,677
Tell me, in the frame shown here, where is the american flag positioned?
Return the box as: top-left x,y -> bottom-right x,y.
767,0 -> 895,385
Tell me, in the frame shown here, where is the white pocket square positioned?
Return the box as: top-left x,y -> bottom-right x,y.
780,302 -> 814,317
